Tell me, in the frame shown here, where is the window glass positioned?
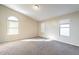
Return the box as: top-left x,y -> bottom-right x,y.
60,24 -> 70,36
8,16 -> 19,35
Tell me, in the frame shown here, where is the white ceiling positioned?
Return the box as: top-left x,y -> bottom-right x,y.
4,4 -> 79,21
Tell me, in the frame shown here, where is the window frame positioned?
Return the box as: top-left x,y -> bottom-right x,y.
7,16 -> 19,35
59,23 -> 70,37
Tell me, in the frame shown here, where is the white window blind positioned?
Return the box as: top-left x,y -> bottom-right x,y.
7,16 -> 19,35
60,24 -> 70,36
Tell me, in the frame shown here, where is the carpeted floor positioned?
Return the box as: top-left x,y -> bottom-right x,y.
0,38 -> 79,55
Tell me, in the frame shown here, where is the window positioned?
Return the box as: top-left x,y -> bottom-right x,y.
41,22 -> 46,33
59,23 -> 70,36
7,16 -> 19,35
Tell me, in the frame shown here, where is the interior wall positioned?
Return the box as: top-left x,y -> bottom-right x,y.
0,5 -> 39,42
39,11 -> 79,46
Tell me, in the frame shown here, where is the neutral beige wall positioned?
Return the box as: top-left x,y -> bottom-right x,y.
0,5 -> 39,42
39,11 -> 79,46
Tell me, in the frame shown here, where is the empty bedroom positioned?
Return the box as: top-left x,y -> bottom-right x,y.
0,4 -> 79,55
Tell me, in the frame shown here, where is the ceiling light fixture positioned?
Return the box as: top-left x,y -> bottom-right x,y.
33,4 -> 39,10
